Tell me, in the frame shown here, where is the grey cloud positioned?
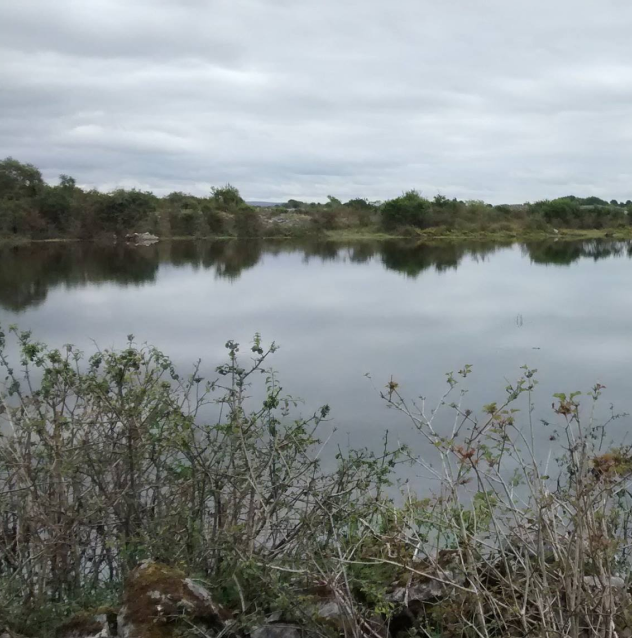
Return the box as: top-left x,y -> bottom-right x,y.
2,0 -> 632,202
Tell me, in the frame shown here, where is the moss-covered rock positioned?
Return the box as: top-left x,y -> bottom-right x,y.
117,561 -> 225,638
250,626 -> 313,638
55,610 -> 117,638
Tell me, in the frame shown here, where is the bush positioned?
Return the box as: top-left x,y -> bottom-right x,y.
311,206 -> 340,231
381,190 -> 431,229
202,205 -> 227,235
525,212 -> 549,232
530,198 -> 581,225
173,208 -> 202,236
234,207 -> 263,237
2,329 -> 632,638
0,328 -> 394,633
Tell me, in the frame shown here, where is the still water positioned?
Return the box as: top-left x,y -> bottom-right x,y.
1,238 -> 631,466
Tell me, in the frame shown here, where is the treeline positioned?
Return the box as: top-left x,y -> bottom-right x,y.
2,157 -> 632,240
0,158 -> 259,240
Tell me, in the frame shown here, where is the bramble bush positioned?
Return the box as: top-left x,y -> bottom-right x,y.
2,327 -> 632,637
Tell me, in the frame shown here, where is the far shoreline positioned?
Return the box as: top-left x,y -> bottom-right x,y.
2,226 -> 632,247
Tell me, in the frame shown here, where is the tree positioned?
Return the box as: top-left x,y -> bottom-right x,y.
0,157 -> 44,199
530,198 -> 581,225
97,189 -> 157,237
433,194 -> 450,207
38,185 -> 73,231
211,184 -> 246,211
345,198 -> 374,210
59,174 -> 76,189
581,196 -> 609,207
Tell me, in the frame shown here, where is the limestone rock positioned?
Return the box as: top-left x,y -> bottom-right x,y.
583,575 -> 626,590
251,625 -> 310,638
315,599 -> 344,623
125,233 -> 159,246
387,570 -> 465,606
312,598 -> 385,636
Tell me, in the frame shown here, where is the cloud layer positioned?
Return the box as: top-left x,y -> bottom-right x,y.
2,0 -> 632,202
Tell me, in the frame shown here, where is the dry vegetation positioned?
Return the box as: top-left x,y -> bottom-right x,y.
1,327 -> 632,638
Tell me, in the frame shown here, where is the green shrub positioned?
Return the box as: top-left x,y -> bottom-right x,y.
234,207 -> 263,236
381,190 -> 431,229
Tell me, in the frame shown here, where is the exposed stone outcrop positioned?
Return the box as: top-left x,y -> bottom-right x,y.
117,561 -> 226,638
37,558 -> 632,638
583,575 -> 626,590
387,571 -> 465,606
310,597 -> 385,637
125,233 -> 159,246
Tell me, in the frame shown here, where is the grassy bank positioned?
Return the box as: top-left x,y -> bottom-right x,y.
323,225 -> 632,242
4,226 -> 632,246
1,327 -> 632,638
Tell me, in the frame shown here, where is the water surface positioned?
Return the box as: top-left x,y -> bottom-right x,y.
1,238 -> 631,468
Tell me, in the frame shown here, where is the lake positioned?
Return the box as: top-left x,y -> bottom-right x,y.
1,238 -> 631,472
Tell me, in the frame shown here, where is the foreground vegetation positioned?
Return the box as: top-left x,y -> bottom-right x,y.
1,327 -> 632,637
4,158 -> 632,242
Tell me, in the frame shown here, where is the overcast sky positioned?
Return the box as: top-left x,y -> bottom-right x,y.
3,0 -> 632,203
